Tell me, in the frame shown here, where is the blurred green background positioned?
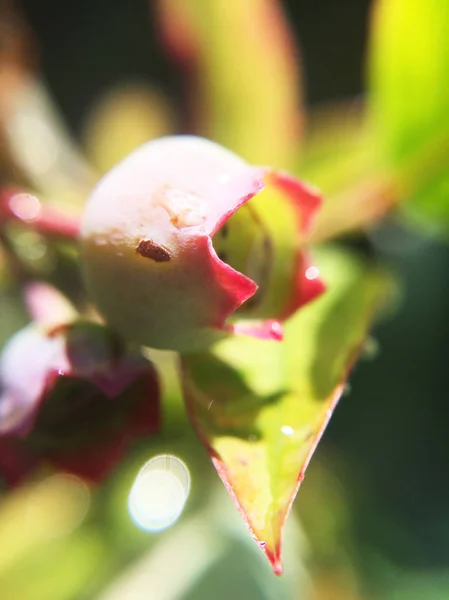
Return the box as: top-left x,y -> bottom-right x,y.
20,0 -> 371,129
1,0 -> 448,598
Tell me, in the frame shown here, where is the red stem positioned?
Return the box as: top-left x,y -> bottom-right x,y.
0,188 -> 81,240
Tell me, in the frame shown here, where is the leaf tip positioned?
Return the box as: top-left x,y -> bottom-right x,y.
262,542 -> 284,576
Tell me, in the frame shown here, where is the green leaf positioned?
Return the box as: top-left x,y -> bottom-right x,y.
181,247 -> 392,574
156,0 -> 303,169
367,0 -> 449,230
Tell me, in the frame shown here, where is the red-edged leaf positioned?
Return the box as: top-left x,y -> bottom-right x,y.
181,247 -> 391,574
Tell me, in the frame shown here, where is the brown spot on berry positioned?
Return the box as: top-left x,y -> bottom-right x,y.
136,239 -> 171,262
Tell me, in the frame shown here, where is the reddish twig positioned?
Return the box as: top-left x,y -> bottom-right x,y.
0,187 -> 80,239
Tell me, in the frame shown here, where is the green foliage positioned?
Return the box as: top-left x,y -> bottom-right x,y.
0,0 -> 447,595
368,0 -> 449,229
156,0 -> 302,169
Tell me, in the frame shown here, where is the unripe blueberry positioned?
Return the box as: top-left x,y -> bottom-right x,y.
81,136 -> 324,351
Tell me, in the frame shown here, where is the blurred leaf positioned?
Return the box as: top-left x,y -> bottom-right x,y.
98,486 -> 306,600
0,531 -> 105,600
0,293 -> 26,344
0,4 -> 94,208
98,514 -> 227,600
379,571 -> 449,600
0,3 -> 36,185
295,458 -> 354,568
299,101 -> 397,243
82,83 -> 176,174
0,474 -> 99,597
181,247 -> 391,574
0,259 -> 28,346
1,77 -> 95,208
310,571 -> 362,600
368,0 -> 449,230
156,0 -> 303,169
294,457 -> 363,598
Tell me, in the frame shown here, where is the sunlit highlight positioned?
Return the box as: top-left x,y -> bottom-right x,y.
128,455 -> 190,532
305,265 -> 320,280
9,193 -> 41,221
281,425 -> 294,437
